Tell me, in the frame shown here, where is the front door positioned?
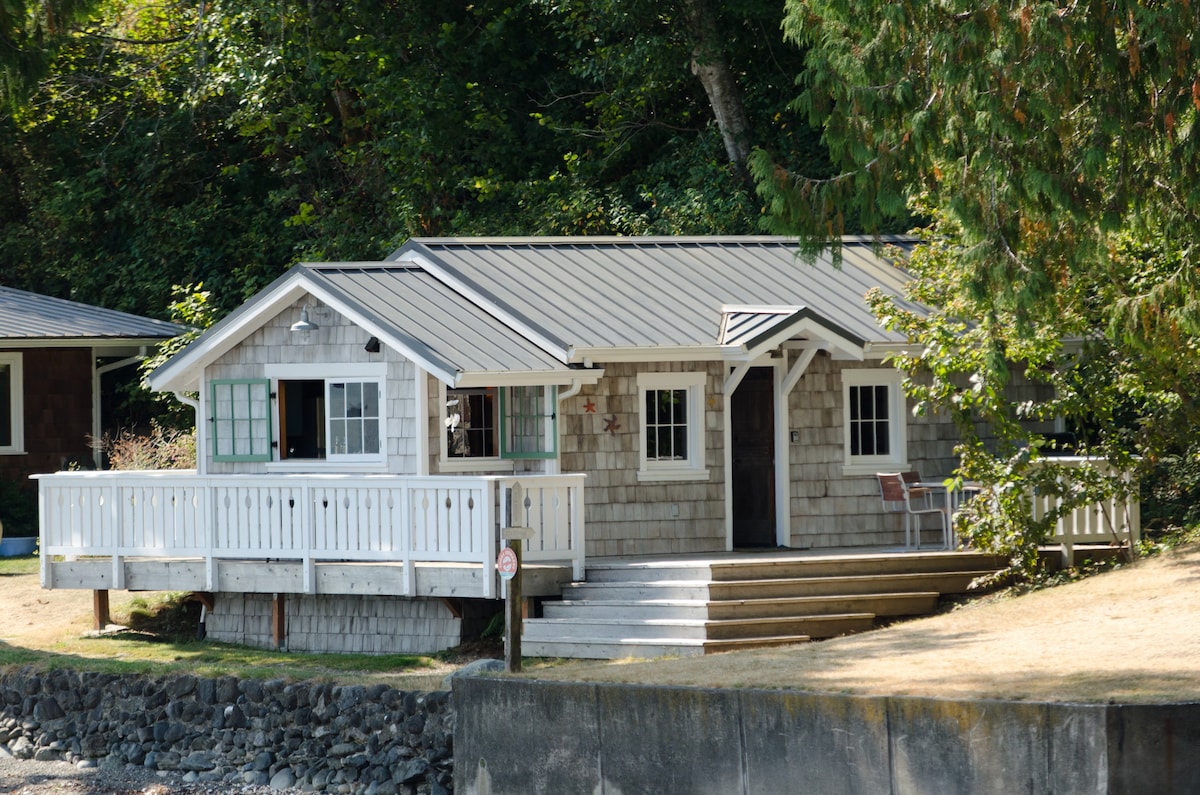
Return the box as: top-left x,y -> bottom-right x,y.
732,367 -> 776,547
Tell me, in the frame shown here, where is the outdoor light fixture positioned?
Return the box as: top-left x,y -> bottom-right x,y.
364,336 -> 381,353
290,305 -> 320,334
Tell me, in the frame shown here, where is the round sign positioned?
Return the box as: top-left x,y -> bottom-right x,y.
496,546 -> 518,579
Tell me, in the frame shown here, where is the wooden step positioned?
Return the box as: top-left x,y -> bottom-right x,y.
706,570 -> 994,599
563,570 -> 991,602
582,552 -> 1005,584
522,612 -> 874,643
541,591 -> 939,622
520,634 -> 810,660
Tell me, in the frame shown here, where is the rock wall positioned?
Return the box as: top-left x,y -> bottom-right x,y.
0,668 -> 453,794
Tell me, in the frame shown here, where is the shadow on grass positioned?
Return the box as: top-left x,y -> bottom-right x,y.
0,632 -> 438,683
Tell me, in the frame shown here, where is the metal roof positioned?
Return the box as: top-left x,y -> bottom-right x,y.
391,236 -> 920,352
303,263 -> 577,377
0,286 -> 181,343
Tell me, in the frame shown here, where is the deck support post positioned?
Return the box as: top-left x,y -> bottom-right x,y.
272,593 -> 287,651
92,590 -> 110,631
501,526 -> 535,673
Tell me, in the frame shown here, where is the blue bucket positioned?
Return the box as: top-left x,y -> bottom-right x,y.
0,537 -> 37,557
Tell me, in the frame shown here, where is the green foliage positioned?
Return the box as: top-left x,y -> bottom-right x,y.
760,2 -> 1200,577
0,479 -> 38,536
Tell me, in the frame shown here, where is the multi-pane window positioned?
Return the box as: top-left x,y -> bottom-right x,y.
329,380 -> 380,456
848,384 -> 890,457
501,385 -> 556,459
636,372 -> 709,481
212,368 -> 384,465
277,378 -> 382,461
444,385 -> 556,461
446,387 -> 497,458
645,387 -> 689,462
211,379 -> 273,462
841,369 -> 907,473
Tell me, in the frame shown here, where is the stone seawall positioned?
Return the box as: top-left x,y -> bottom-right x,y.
0,668 -> 453,794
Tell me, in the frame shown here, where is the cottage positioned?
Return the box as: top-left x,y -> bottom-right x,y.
36,237 -> 1064,656
0,286 -> 180,550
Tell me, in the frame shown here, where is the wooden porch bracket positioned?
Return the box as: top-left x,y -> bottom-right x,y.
187,592 -> 215,611
92,590 -> 110,631
272,593 -> 287,651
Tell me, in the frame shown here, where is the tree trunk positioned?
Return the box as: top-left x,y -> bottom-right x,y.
683,0 -> 753,182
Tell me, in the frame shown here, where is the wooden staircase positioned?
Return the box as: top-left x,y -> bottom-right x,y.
520,550 -> 1005,659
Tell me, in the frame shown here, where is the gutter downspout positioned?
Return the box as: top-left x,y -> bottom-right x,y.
549,380 -> 583,476
172,392 -> 202,475
92,349 -> 148,468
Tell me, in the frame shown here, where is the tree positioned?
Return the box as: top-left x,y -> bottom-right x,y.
754,2 -> 1200,573
0,0 -> 98,105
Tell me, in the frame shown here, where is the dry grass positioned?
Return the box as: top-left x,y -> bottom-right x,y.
521,543 -> 1200,704
5,545 -> 1200,702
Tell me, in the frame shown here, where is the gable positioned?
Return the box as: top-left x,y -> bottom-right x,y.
148,263 -> 602,395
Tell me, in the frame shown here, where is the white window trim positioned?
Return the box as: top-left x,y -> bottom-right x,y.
265,362 -> 387,467
437,382 -> 515,472
636,371 -> 710,482
841,367 -> 908,476
0,352 -> 24,455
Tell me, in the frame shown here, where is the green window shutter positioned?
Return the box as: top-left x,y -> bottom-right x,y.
211,379 -> 273,462
500,385 -> 557,459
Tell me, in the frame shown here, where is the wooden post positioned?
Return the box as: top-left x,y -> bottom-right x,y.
92,590 -> 110,631
272,593 -> 286,651
501,527 -> 536,673
505,538 -> 523,673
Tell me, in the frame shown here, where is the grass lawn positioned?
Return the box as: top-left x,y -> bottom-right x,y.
0,557 -> 460,689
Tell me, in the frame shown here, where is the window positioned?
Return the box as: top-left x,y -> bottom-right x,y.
0,353 -> 23,454
841,368 -> 907,475
211,379 -> 272,462
277,378 -> 381,460
446,387 -> 498,458
637,372 -> 709,481
501,385 -> 556,459
212,365 -> 385,466
442,384 -> 557,465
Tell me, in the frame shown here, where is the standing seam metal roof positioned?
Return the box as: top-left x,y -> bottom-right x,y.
0,286 -> 182,341
393,237 -> 920,349
304,264 -> 571,375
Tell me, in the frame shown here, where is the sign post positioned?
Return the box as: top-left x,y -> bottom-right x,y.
499,527 -> 534,673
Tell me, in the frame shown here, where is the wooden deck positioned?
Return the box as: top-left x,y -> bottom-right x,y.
42,556 -> 577,599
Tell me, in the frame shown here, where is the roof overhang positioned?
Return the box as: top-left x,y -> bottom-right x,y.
148,266 -> 469,393
0,338 -> 167,352
452,367 -> 605,389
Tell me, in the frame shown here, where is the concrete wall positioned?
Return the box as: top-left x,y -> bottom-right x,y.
454,678 -> 1200,795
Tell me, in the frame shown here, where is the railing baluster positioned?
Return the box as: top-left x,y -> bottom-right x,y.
33,471 -> 586,599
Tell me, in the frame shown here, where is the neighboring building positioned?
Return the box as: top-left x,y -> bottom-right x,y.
35,237 -> 1062,654
0,286 -> 181,531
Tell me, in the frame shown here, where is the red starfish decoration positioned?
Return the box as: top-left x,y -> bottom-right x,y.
583,398 -> 596,413
603,414 -> 621,434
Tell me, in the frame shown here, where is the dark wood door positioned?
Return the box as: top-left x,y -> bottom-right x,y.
732,367 -> 776,547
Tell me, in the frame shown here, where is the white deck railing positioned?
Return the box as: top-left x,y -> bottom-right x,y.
1028,457 -> 1140,564
36,471 -> 585,599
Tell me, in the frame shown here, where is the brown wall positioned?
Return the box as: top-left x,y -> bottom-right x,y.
0,347 -> 94,506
